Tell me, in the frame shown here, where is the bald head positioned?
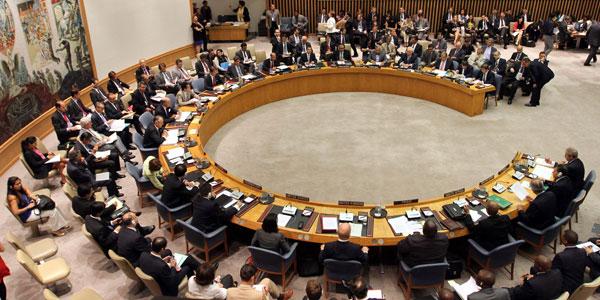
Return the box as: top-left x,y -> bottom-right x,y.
438,288 -> 454,300
534,255 -> 552,272
423,219 -> 438,238
338,223 -> 351,240
485,201 -> 499,216
476,269 -> 496,288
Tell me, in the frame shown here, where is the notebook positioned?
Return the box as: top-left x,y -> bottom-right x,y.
487,195 -> 512,209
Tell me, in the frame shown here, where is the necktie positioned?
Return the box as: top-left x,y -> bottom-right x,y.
180,68 -> 189,80
110,102 -> 118,112
243,51 -> 248,60
440,61 -> 445,70
96,88 -> 107,100
62,113 -> 72,127
270,60 -> 274,69
517,53 -> 521,60
98,112 -> 108,126
341,35 -> 344,44
283,43 -> 287,54
501,20 -> 504,27
212,76 -> 215,85
144,67 -> 149,75
75,100 -> 86,116
303,44 -> 306,53
483,72 -> 487,81
33,148 -> 46,159
236,65 -> 241,77
114,80 -> 124,93
340,52 -> 343,60
203,62 -> 209,73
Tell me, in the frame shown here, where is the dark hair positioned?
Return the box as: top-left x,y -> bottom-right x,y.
349,276 -> 369,299
174,164 -> 187,177
68,149 -> 81,162
305,279 -> 322,300
194,264 -> 216,286
54,101 -> 62,109
240,42 -> 247,47
80,132 -> 93,142
149,158 -> 162,172
77,184 -> 92,198
563,230 -> 578,245
7,176 -> 21,197
90,201 -> 106,216
138,81 -> 147,88
262,213 -> 279,233
181,82 -> 191,90
423,219 -> 437,238
71,89 -> 80,97
240,264 -> 257,281
151,237 -> 168,253
239,1 -> 245,6
176,58 -> 182,64
21,136 -> 37,153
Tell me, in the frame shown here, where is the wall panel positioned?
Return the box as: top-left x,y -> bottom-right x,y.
270,0 -> 600,34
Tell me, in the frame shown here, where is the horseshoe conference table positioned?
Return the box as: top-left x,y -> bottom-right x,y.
159,67 -> 525,247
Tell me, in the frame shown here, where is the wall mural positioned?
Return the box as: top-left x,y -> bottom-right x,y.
0,0 -> 92,144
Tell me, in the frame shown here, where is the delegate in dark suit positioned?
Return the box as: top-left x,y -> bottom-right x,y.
584,22 -> 600,65
161,174 -> 198,208
85,215 -> 118,255
67,98 -> 91,122
67,160 -> 119,196
398,53 -> 419,69
155,105 -> 177,124
90,86 -> 109,105
457,64 -> 475,77
525,60 -> 554,106
332,49 -> 352,61
319,240 -> 368,265
490,57 -> 507,76
135,66 -> 152,82
299,52 -> 318,66
204,74 -> 224,90
545,175 -> 574,217
143,124 -> 164,148
564,158 -> 585,192
138,252 -> 190,296
509,269 -> 562,300
465,213 -> 511,251
107,79 -> 130,94
191,194 -> 237,232
51,110 -> 78,144
261,57 -> 280,73
551,247 -> 588,294
435,58 -> 453,71
117,226 -> 151,265
518,190 -> 557,230
130,89 -> 154,115
397,232 -> 449,267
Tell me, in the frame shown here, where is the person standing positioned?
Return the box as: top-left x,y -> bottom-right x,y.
522,58 -> 554,107
584,21 -> 600,66
191,15 -> 206,54
542,15 -> 556,56
265,3 -> 280,38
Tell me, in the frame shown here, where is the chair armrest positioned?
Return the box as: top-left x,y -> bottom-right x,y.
281,242 -> 298,260
400,260 -> 412,273
202,225 -> 227,238
467,238 -> 490,256
168,202 -> 192,213
140,146 -> 158,151
516,221 -> 543,235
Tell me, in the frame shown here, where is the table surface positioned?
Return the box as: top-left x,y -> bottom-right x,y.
159,67 -> 528,246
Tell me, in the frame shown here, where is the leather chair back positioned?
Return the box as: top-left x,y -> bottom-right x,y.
324,259 -> 362,282
16,250 -> 42,283
135,267 -> 163,296
108,249 -> 140,282
569,275 -> 600,300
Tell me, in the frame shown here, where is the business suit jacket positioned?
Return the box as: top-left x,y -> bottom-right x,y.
398,53 -> 418,69
490,58 -> 507,76
138,252 -> 184,296
510,269 -> 562,300
85,215 -> 117,255
90,86 -> 109,105
421,51 -> 438,66
51,111 -> 77,144
235,49 -> 253,62
432,39 -> 447,52
105,100 -> 126,120
155,71 -> 177,89
552,247 -> 588,294
135,66 -> 152,82
319,240 -> 368,265
155,105 -> 177,124
465,214 -> 511,251
107,79 -> 130,94
191,196 -> 236,232
261,58 -> 280,72
195,59 -> 212,79
468,288 -> 510,300
130,89 -> 153,115
527,61 -> 554,87
271,37 -> 283,54
117,227 -> 151,265
565,158 -> 585,191
91,111 -> 111,135
299,53 -> 317,65
587,23 -> 600,47
143,124 -> 164,148
457,65 -> 475,77
510,51 -> 528,61
23,148 -> 49,178
545,176 -> 574,217
227,63 -> 246,80
67,99 -> 90,122
171,67 -> 192,83
518,191 -> 557,230
397,233 -> 449,267
477,71 -> 497,86
435,59 -> 453,71
204,74 -> 224,90
449,47 -> 466,62
295,42 -> 312,56
292,14 -> 308,30
367,51 -> 387,63
333,49 -> 352,61
265,9 -> 280,29
161,174 -> 198,208
67,160 -> 94,186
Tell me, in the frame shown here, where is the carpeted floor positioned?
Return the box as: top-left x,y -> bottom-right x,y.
0,36 -> 599,300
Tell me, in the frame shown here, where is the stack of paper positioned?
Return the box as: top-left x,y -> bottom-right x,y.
106,133 -> 119,144
366,290 -> 384,299
110,119 -> 129,132
94,150 -> 111,160
387,216 -> 423,236
106,197 -> 124,210
322,216 -> 338,232
276,65 -> 289,70
177,112 -> 192,122
535,157 -> 555,168
448,277 -> 481,300
173,253 -> 188,268
242,74 -> 256,80
163,130 -> 179,145
44,155 -> 61,164
532,165 -> 553,180
166,147 -> 185,160
350,223 -> 363,237
95,172 -> 111,181
576,241 -> 600,252
510,182 -> 529,201
277,214 -> 292,227
468,209 -> 488,222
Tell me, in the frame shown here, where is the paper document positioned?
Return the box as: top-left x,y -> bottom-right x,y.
110,119 -> 129,132
366,290 -> 384,299
122,112 -> 135,119
276,65 -> 289,70
106,197 -> 124,210
106,133 -> 119,144
223,199 -> 237,209
532,165 -> 553,180
242,74 -> 256,80
216,189 -> 233,198
522,180 -> 532,190
177,112 -> 191,122
163,130 -> 179,145
468,210 -> 484,222
388,216 -> 423,236
173,253 -> 188,268
577,241 -> 600,253
511,182 -> 529,201
165,147 -> 185,160
95,172 -> 111,181
44,155 -> 61,164
350,223 -> 363,237
535,157 -> 555,168
277,214 -> 292,227
433,70 -> 448,76
95,150 -> 111,160
448,277 -> 481,300
322,216 -> 338,232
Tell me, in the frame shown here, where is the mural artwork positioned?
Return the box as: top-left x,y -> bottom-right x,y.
0,0 -> 93,144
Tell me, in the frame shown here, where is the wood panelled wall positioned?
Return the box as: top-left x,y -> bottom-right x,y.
270,0 -> 600,34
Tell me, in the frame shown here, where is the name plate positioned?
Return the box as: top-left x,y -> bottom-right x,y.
214,163 -> 228,173
393,198 -> 419,205
497,164 -> 510,175
338,200 -> 365,206
286,193 -> 310,202
243,179 -> 262,190
479,175 -> 495,185
444,188 -> 465,198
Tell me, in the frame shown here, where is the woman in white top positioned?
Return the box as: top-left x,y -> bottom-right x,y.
326,11 -> 339,34
187,264 -> 233,300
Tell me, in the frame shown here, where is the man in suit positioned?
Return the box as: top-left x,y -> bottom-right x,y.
143,116 -> 166,148
449,41 -> 466,64
79,115 -> 135,163
191,185 -> 238,233
534,51 -> 550,66
85,202 -> 121,256
509,255 -> 562,300
366,46 -> 387,64
421,44 -> 438,67
352,14 -> 368,55
176,82 -> 201,107
414,10 -> 430,40
333,43 -> 352,62
464,202 -> 511,251
161,164 -> 198,208
557,147 -> 585,192
51,100 -> 80,145
366,6 -> 378,31
277,35 -> 294,65
292,11 -> 308,33
117,212 -> 151,265
107,71 -> 130,95
432,33 -> 448,53
477,15 -> 494,42
468,269 -> 510,300
584,21 -> 600,66
490,51 -> 507,76
548,230 -> 588,294
130,81 -> 155,116
397,219 -> 448,267
171,58 -> 192,84
73,184 -> 115,219
517,179 -> 557,230
398,47 -> 418,69
155,63 -> 180,94
319,35 -> 335,61
92,101 -> 134,149
494,12 -> 511,49
319,223 -> 368,266
270,29 -> 283,55
457,60 -> 475,77
135,59 -> 153,83
585,239 -> 600,278
138,237 -> 197,296
77,132 -> 122,176
545,165 -> 574,217
204,67 -> 224,90
294,36 -> 312,60
261,52 -> 280,73
522,57 -> 554,107
67,150 -> 122,197
477,64 -> 497,97
195,53 -> 213,79
265,3 -> 280,38
406,36 -> 423,57
441,7 -> 455,37
154,98 -> 177,125
481,38 -> 498,62
498,60 -> 525,104
435,52 -> 453,71
90,79 -> 109,105
67,89 -> 91,122
299,46 -> 318,66
289,28 -> 302,48
510,45 -> 528,62
235,43 -> 255,74
317,8 -> 328,24
227,264 -> 293,300
227,56 -> 246,81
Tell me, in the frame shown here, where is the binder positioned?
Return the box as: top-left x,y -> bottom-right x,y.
487,195 -> 512,209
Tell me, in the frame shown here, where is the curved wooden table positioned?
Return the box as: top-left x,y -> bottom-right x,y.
160,67 -> 524,246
